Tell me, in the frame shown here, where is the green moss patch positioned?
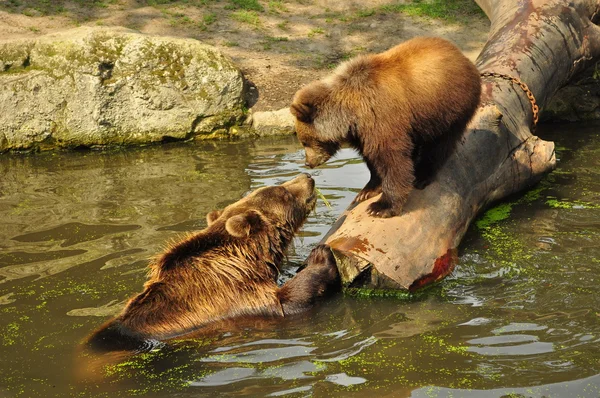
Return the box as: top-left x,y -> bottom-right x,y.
380,0 -> 484,23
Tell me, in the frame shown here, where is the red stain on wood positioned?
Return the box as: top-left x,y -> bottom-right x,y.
409,249 -> 458,291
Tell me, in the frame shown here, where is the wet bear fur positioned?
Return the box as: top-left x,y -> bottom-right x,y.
86,174 -> 340,352
290,37 -> 481,218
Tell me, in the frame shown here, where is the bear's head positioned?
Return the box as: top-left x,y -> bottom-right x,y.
206,173 -> 316,246
290,81 -> 346,169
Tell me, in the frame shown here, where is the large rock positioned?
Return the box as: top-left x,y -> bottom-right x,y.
0,27 -> 247,152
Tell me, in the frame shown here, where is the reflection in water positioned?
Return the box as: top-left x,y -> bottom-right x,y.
0,125 -> 600,397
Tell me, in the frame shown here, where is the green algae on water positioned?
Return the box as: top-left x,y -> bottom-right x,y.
475,203 -> 513,230
476,178 -> 553,231
545,197 -> 600,209
343,284 -> 438,301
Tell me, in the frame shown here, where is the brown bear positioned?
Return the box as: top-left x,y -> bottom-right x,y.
86,173 -> 340,352
290,37 -> 481,218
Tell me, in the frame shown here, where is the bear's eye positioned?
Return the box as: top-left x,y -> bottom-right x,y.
300,141 -> 308,148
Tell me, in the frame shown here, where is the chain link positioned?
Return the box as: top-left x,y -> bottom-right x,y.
480,72 -> 539,133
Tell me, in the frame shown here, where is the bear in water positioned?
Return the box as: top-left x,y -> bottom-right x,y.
86,174 -> 340,352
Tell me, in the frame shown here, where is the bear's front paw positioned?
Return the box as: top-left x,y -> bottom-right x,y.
306,244 -> 336,267
367,200 -> 398,218
353,186 -> 382,204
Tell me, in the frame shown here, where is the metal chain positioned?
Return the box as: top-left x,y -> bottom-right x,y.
480,71 -> 540,133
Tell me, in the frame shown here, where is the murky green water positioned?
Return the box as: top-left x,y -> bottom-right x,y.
0,123 -> 599,397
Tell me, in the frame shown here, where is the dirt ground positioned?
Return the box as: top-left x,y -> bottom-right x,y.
0,0 -> 490,112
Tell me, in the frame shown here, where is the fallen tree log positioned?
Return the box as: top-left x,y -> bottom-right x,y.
321,0 -> 600,290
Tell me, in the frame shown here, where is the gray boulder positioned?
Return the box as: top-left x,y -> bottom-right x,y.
0,27 -> 247,152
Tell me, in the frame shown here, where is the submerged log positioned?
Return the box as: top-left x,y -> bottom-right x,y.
322,0 -> 600,290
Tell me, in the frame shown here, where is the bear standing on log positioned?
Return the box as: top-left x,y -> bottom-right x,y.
290,37 -> 481,218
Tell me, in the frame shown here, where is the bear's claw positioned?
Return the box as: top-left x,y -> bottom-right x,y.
353,186 -> 382,204
367,201 -> 398,218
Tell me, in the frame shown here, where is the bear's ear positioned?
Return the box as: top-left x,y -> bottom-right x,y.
206,210 -> 222,226
290,102 -> 316,124
225,210 -> 265,238
290,82 -> 329,123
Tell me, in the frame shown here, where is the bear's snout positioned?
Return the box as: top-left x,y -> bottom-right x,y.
304,157 -> 325,169
282,174 -> 316,210
303,146 -> 332,169
285,172 -> 313,185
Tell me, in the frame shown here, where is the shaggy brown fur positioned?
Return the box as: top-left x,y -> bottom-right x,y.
86,174 -> 340,352
290,37 -> 481,218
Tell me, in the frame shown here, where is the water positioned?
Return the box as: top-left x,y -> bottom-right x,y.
0,123 -> 599,397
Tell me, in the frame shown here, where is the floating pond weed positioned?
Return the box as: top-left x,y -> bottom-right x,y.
315,187 -> 332,208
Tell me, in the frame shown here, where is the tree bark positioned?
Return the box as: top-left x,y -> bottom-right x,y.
321,0 -> 600,290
